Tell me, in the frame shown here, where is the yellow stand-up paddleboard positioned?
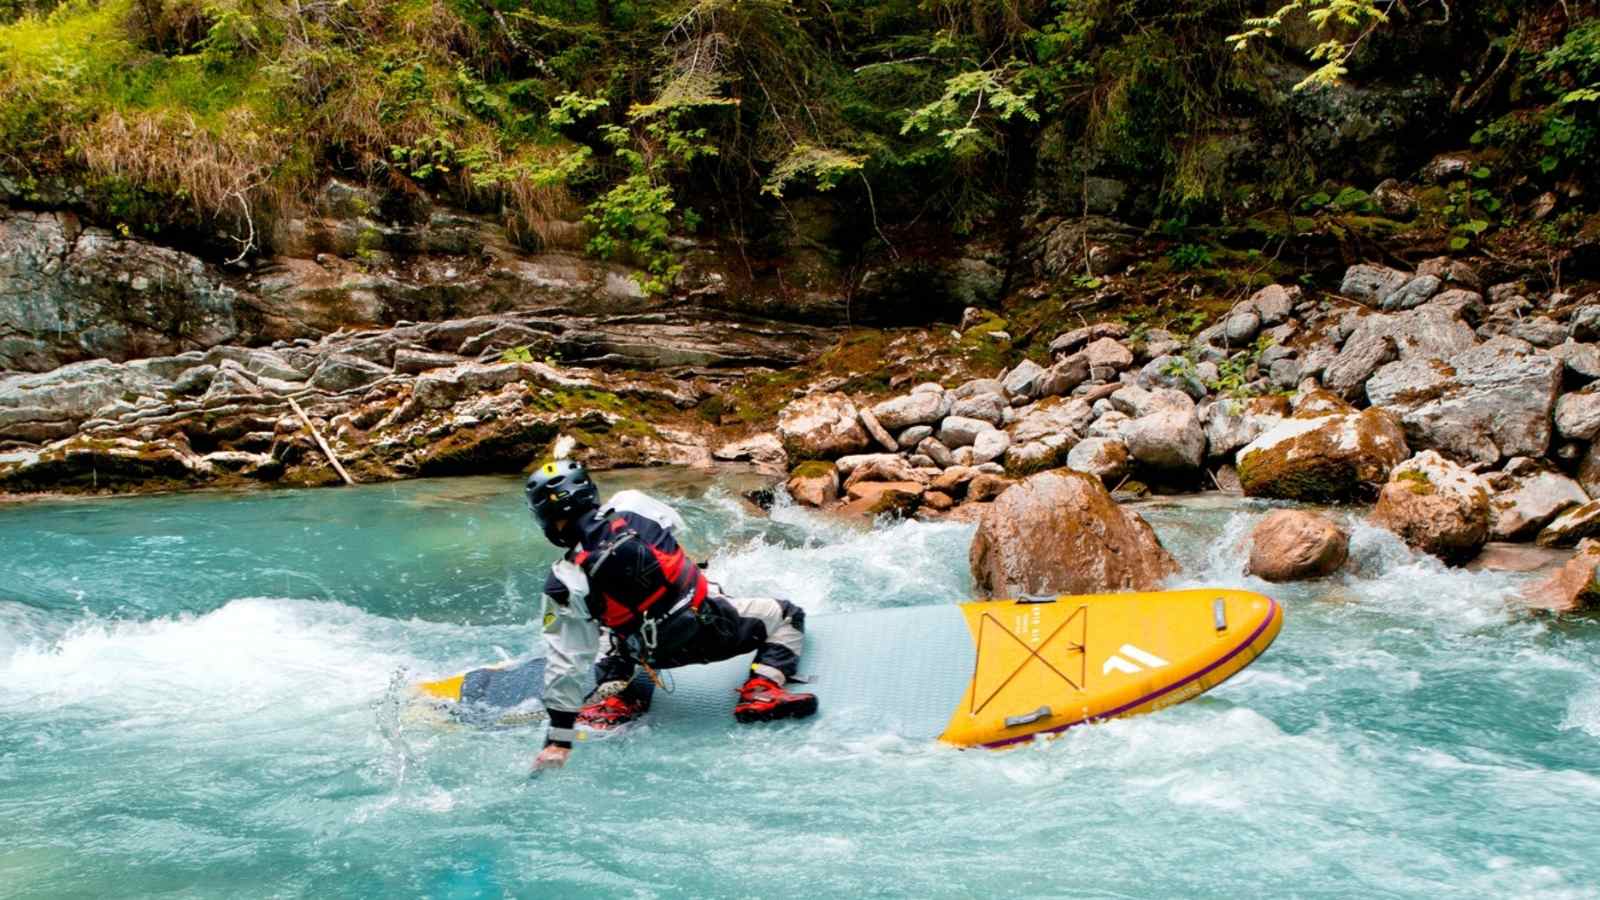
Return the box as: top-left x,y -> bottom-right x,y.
416,588 -> 1283,748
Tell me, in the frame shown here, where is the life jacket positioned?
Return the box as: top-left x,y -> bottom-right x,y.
569,509 -> 708,641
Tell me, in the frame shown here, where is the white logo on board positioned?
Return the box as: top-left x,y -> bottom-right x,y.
1102,644 -> 1170,675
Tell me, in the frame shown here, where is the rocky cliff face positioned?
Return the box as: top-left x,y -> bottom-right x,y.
0,172 -> 1014,377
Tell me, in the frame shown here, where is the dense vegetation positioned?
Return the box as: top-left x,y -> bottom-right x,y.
1,0 -> 1595,283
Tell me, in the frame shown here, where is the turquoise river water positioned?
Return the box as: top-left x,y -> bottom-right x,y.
1,470 -> 1598,898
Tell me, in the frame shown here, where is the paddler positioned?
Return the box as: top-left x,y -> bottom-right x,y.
526,459 -> 818,772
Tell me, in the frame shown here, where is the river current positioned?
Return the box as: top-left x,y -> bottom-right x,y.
1,471 -> 1597,898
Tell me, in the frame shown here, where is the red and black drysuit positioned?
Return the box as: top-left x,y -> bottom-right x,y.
539,491 -> 806,748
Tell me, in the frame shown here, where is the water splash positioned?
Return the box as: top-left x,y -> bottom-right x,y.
0,475 -> 1597,898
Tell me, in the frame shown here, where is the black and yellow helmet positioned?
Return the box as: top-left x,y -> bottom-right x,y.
525,459 -> 600,546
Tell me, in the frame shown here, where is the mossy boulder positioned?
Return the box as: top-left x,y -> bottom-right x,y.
1237,408 -> 1409,502
786,460 -> 840,508
1370,451 -> 1491,565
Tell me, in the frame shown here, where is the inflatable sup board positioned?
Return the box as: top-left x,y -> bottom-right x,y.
416,588 -> 1282,749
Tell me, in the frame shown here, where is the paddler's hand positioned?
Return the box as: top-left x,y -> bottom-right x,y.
532,744 -> 571,773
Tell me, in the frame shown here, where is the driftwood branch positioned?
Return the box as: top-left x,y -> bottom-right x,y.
287,395 -> 355,486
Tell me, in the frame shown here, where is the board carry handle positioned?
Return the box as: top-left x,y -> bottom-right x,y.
1004,706 -> 1053,728
1017,594 -> 1059,604
1213,598 -> 1228,631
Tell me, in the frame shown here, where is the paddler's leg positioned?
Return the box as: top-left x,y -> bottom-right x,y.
722,597 -> 817,723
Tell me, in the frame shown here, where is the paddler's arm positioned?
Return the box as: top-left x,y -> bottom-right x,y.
535,559 -> 598,771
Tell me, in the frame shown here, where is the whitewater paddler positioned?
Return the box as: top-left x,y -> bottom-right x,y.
526,459 -> 818,771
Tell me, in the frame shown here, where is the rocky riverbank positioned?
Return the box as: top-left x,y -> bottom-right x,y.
754,263 -> 1600,613
6,184 -> 1600,614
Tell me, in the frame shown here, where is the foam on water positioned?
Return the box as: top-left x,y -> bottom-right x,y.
1,477 -> 1598,898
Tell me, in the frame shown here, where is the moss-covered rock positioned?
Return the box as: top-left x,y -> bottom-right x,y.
783,461 -> 839,507
1370,451 -> 1490,564
1237,408 -> 1409,502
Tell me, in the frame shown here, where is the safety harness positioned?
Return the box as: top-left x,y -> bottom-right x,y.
577,525 -> 708,664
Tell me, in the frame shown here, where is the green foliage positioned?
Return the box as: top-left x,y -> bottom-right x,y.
763,144 -> 864,198
901,65 -> 1039,157
1473,19 -> 1600,181
1167,243 -> 1214,271
390,135 -> 458,182
1228,0 -> 1390,90
1299,186 -> 1376,213
0,0 -> 1589,276
1433,173 -> 1501,251
500,345 -> 535,363
547,91 -> 609,128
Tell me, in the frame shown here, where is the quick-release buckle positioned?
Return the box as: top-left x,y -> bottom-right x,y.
641,617 -> 658,651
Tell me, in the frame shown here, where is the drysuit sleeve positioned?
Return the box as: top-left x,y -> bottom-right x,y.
541,558 -> 598,748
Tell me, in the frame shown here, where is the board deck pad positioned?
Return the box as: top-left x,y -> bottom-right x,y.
415,589 -> 1282,748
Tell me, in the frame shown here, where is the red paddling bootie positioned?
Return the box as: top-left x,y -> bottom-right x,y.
577,695 -> 646,731
733,675 -> 818,723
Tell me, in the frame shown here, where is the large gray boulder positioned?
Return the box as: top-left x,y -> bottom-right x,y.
1001,359 -> 1047,400
970,428 -> 1012,465
1008,398 -> 1094,446
857,406 -> 898,452
713,433 -> 788,470
1550,341 -> 1600,382
917,436 -> 955,468
777,392 -> 870,458
1083,337 -> 1134,372
1066,436 -> 1131,483
1341,264 -> 1410,305
950,378 -> 1005,400
833,452 -> 904,476
1109,385 -> 1193,419
1245,284 -> 1296,326
412,362 -> 529,410
949,393 -> 1008,426
1487,461 -> 1589,542
1202,396 -> 1290,461
1512,317 -> 1567,348
1537,501 -> 1600,548
1136,356 -> 1207,399
1368,340 -> 1561,466
1035,355 -> 1090,397
870,391 -> 949,430
938,415 -> 995,449
1383,275 -> 1442,311
1323,332 -> 1396,400
1003,433 -> 1074,474
1555,389 -> 1600,442
1341,306 -> 1478,364
204,347 -> 306,383
1569,305 -> 1600,343
897,425 -> 934,450
1122,406 -> 1205,473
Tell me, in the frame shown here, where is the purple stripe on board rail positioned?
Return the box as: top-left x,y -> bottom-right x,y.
980,596 -> 1282,750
